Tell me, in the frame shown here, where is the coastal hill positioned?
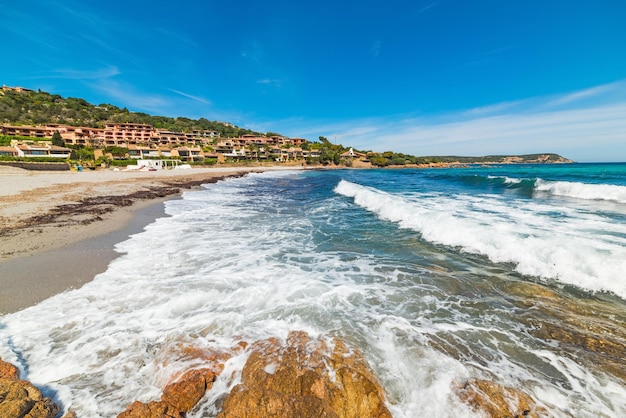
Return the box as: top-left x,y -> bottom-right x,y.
0,85 -> 260,138
0,85 -> 572,166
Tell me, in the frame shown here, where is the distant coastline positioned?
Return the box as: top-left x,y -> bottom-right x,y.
1,85 -> 573,169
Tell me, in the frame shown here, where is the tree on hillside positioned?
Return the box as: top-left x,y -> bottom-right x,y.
51,130 -> 64,147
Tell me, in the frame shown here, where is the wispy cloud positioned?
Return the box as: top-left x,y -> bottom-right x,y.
87,80 -> 169,113
418,1 -> 441,13
279,79 -> 626,162
30,66 -> 121,81
257,78 -> 282,88
168,89 -> 212,105
545,81 -> 624,107
463,99 -> 526,116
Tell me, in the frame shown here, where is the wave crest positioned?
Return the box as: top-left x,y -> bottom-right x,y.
534,179 -> 626,203
335,179 -> 626,299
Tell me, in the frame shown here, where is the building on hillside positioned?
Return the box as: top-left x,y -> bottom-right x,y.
0,146 -> 19,157
154,130 -> 190,146
1,123 -> 104,146
173,146 -> 203,161
1,85 -> 34,93
60,126 -> 104,146
127,145 -> 160,159
191,129 -> 219,138
1,120 -> 310,155
1,124 -> 54,138
267,135 -> 286,146
289,138 -> 307,146
157,147 -> 174,158
286,147 -> 305,160
103,123 -> 155,146
221,148 -> 247,159
14,143 -> 71,158
340,148 -> 366,159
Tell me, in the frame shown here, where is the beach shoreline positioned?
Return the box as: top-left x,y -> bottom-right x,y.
0,165 -> 289,313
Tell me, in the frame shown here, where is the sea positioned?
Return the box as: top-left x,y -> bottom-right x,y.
1,163 -> 626,417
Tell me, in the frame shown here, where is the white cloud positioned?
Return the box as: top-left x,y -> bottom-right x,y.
463,99 -> 526,116
418,1 -> 441,13
257,78 -> 282,87
27,66 -> 121,81
278,80 -> 626,162
545,81 -> 624,107
87,80 -> 169,113
168,89 -> 212,105
373,104 -> 626,161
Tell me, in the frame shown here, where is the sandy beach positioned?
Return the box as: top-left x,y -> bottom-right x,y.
0,165 -> 284,313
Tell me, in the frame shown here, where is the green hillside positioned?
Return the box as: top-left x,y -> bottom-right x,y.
0,88 -> 260,138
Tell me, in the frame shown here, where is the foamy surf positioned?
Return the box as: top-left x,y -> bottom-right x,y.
2,167 -> 625,417
534,178 -> 626,203
335,179 -> 626,299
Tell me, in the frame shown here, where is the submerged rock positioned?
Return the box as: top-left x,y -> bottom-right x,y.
218,331 -> 392,418
505,281 -> 626,381
454,378 -> 546,418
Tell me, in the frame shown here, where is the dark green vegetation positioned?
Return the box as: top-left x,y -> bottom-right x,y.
0,88 -> 259,137
383,154 -> 572,165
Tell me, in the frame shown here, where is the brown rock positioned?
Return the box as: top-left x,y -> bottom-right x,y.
504,281 -> 626,381
116,400 -> 183,418
455,378 -> 546,418
0,358 -> 20,380
0,378 -> 60,418
61,410 -> 77,418
218,331 -> 392,418
117,367 -> 217,417
161,368 -> 215,413
118,340 -> 232,418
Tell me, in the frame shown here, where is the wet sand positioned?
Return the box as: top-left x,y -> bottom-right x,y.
0,165 -> 289,313
0,199 -> 169,313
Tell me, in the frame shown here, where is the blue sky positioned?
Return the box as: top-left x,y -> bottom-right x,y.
2,0 -> 625,161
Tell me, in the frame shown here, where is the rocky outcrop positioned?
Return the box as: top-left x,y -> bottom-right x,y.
454,378 -> 546,418
118,332 -> 391,418
217,331 -> 392,418
0,358 -> 60,418
3,332 -> 389,417
117,400 -> 183,418
161,369 -> 215,413
117,368 -> 216,418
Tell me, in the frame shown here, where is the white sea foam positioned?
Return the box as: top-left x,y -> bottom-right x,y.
1,172 -> 624,417
0,173 -> 481,416
335,179 -> 626,299
535,178 -> 626,203
487,175 -> 523,184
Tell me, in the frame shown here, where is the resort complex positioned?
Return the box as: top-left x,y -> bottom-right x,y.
0,121 -> 318,163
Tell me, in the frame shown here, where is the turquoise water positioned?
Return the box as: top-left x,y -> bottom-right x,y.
2,164 -> 625,417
